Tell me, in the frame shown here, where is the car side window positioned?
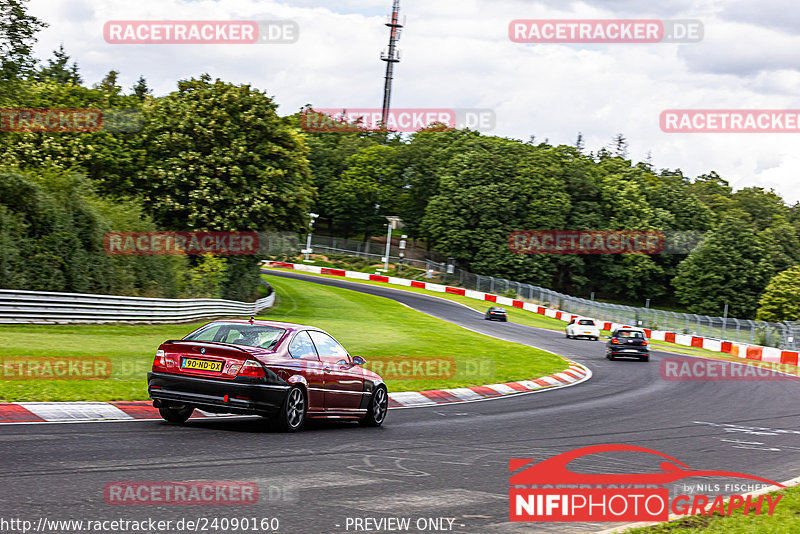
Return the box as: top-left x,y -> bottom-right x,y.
289,331 -> 319,360
308,331 -> 350,362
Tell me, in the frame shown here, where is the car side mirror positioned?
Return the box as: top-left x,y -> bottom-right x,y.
352,356 -> 366,366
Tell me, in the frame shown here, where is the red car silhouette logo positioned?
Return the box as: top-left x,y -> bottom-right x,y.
510,444 -> 783,487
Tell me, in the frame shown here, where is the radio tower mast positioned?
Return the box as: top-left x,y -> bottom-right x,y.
380,0 -> 403,128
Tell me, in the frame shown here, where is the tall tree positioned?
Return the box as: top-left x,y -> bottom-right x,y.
35,44 -> 81,84
673,217 -> 775,318
574,132 -> 585,153
94,69 -> 121,95
611,133 -> 628,159
320,145 -> 401,239
131,75 -> 151,101
137,74 -> 314,232
757,266 -> 800,322
0,0 -> 46,82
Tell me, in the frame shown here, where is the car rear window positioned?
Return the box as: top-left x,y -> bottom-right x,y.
617,330 -> 644,339
185,323 -> 286,350
578,319 -> 595,325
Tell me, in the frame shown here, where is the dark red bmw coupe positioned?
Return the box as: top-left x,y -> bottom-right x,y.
147,319 -> 388,432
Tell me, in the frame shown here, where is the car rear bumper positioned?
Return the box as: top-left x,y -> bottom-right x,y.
148,371 -> 290,416
608,349 -> 649,357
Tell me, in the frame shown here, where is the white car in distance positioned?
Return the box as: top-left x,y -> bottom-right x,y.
566,317 -> 600,341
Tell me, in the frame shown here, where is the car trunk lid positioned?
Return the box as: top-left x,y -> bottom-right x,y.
160,341 -> 262,380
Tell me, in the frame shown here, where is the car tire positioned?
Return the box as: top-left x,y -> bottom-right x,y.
158,404 -> 194,424
275,386 -> 306,432
641,355 -> 650,362
502,318 -> 507,322
607,354 -> 615,361
360,386 -> 389,427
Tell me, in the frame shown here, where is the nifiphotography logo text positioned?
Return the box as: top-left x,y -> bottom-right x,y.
509,444 -> 783,522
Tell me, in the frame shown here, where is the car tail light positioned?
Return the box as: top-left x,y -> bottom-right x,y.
642,340 -> 649,346
238,360 -> 266,378
611,339 -> 619,344
152,349 -> 167,371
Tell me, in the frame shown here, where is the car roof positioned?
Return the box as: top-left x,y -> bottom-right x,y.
205,319 -> 315,332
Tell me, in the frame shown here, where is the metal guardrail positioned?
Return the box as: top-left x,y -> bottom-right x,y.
0,289 -> 275,324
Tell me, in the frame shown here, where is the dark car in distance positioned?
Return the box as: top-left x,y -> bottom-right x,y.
147,319 -> 388,432
606,328 -> 650,362
484,307 -> 508,322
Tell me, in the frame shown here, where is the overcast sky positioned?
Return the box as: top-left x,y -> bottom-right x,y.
27,0 -> 800,203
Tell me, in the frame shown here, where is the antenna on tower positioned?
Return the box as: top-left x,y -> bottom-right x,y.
380,0 -> 403,129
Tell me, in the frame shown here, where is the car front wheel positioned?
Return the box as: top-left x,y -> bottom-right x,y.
158,404 -> 194,424
361,386 -> 388,427
275,386 -> 306,432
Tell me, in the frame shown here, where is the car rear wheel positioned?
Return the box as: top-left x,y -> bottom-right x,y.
641,355 -> 650,362
607,353 -> 615,360
275,386 -> 306,432
361,386 -> 388,427
158,404 -> 194,424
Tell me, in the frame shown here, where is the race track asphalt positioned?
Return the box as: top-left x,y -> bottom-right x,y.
1,270 -> 799,534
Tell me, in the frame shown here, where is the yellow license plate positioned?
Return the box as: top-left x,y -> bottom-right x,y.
181,358 -> 223,372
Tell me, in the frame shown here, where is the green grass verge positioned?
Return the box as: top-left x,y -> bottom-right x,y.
263,268 -> 752,360
0,274 -> 568,402
626,486 -> 800,533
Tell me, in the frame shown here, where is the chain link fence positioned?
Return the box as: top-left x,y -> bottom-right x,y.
304,235 -> 798,350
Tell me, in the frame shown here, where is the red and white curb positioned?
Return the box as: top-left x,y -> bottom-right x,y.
389,360 -> 589,408
265,261 -> 800,367
0,362 -> 589,424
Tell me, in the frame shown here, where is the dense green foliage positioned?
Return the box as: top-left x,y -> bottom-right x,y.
757,266 -> 800,322
0,4 -> 314,300
300,126 -> 800,318
0,169 -> 187,296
